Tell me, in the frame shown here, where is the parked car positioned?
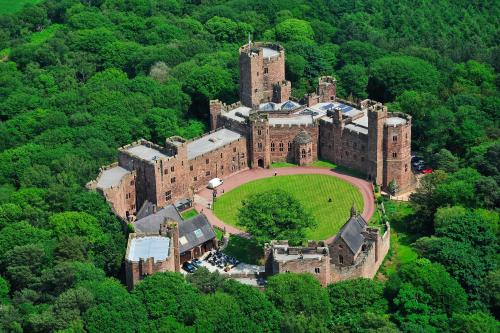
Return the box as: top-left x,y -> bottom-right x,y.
256,277 -> 267,286
412,160 -> 425,168
191,258 -> 202,268
182,262 -> 196,273
207,178 -> 224,189
422,168 -> 433,174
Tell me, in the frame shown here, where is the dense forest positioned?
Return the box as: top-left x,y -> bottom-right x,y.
0,0 -> 498,332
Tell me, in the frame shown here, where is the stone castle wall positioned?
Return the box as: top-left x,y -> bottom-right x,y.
268,124 -> 318,164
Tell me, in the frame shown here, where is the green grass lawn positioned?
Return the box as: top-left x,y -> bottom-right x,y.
0,0 -> 40,14
213,174 -> 364,240
270,161 -> 297,168
312,159 -> 366,178
181,209 -> 198,220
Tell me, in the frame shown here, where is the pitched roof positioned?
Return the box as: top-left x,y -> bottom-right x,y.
294,130 -> 312,144
133,204 -> 182,233
338,215 -> 368,254
178,214 -> 216,253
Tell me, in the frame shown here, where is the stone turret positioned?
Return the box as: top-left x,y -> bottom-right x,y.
294,130 -> 313,166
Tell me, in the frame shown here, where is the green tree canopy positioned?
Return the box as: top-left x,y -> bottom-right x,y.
237,189 -> 317,245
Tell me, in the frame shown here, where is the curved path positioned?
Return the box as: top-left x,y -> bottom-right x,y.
193,167 -> 375,242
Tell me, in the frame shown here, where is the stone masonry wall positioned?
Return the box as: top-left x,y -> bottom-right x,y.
268,124 -> 318,164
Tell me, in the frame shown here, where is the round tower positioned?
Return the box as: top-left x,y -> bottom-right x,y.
239,42 -> 286,108
294,130 -> 313,166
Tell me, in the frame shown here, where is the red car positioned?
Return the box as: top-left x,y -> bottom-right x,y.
422,168 -> 433,174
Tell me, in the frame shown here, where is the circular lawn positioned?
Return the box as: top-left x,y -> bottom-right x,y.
212,174 -> 364,240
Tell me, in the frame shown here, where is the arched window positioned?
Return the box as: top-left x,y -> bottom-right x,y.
279,142 -> 284,151
301,149 -> 306,158
392,152 -> 397,158
271,142 -> 275,152
288,142 -> 292,151
339,255 -> 344,264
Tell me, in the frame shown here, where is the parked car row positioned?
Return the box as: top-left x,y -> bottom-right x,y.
181,251 -> 240,274
205,250 -> 240,271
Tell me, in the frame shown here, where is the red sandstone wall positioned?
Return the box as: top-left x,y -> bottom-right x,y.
383,117 -> 412,192
275,258 -> 331,286
268,124 -> 318,164
319,121 -> 369,174
100,171 -> 137,219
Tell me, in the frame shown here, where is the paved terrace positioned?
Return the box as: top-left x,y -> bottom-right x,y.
194,166 -> 375,243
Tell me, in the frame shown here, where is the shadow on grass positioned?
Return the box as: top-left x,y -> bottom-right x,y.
224,235 -> 263,265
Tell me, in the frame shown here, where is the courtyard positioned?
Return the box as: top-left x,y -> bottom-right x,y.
205,170 -> 366,240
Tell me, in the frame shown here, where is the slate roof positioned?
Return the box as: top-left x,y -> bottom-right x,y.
178,214 -> 216,254
294,130 -> 312,144
133,204 -> 183,233
338,215 -> 368,254
187,129 -> 242,160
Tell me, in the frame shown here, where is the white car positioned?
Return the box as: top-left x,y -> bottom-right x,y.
207,178 -> 224,189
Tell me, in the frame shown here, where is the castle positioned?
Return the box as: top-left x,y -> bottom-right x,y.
264,206 -> 390,286
88,41 -> 413,222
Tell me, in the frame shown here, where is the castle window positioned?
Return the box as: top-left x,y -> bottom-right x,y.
264,68 -> 268,74
205,171 -> 210,176
258,129 -> 262,136
362,244 -> 367,251
256,72 -> 259,76
258,143 -> 263,149
194,176 -> 197,181
221,165 -> 224,170
232,157 -> 236,162
164,169 -> 168,175
165,190 -> 172,200
288,142 -> 292,151
190,165 -> 193,171
220,153 -> 223,158
241,153 -> 245,158
314,267 -> 321,274
279,142 -> 284,151
393,135 -> 398,142
130,180 -> 134,186
206,159 -> 209,164
345,151 -> 349,157
171,177 -> 176,183
170,166 -> 174,172
254,89 -> 257,93
301,149 -> 306,158
131,204 -> 135,210
271,142 -> 275,152
405,164 -> 408,172
308,148 -> 311,157
233,147 -> 236,152
392,152 -> 397,158
339,255 -> 344,264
